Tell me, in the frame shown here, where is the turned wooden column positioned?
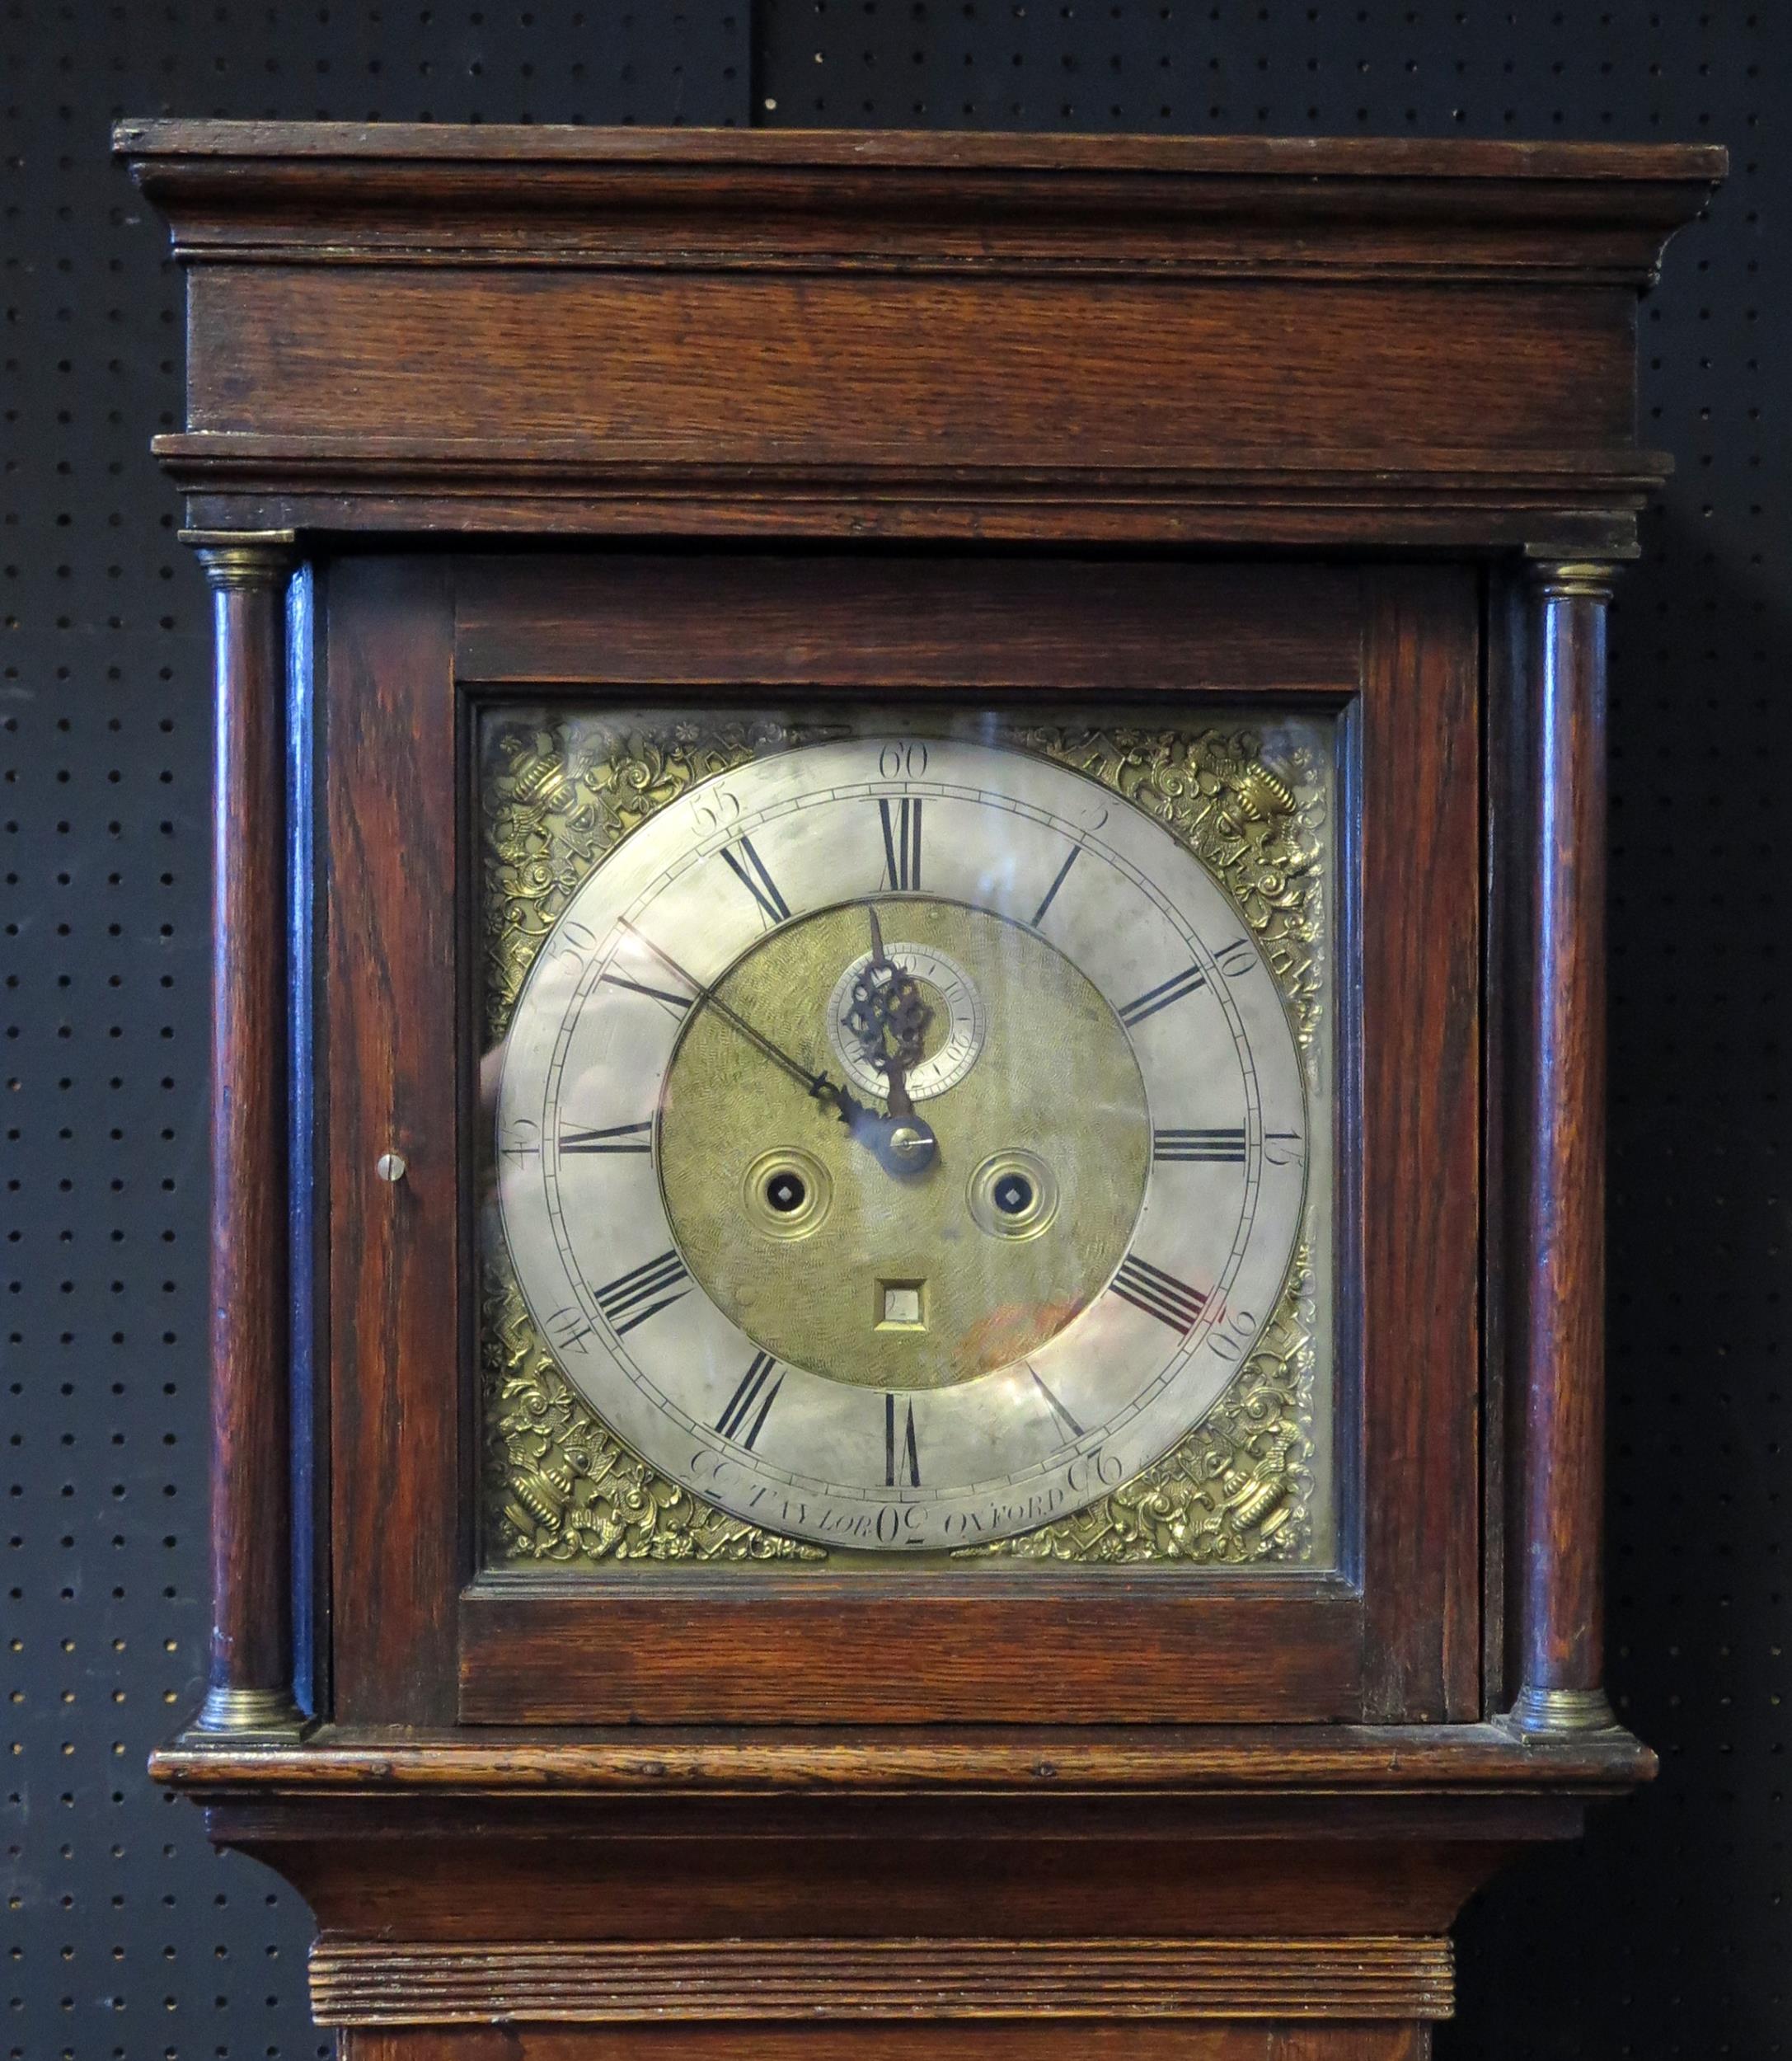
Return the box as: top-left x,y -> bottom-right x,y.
186,529 -> 305,1735
1511,558 -> 1619,1735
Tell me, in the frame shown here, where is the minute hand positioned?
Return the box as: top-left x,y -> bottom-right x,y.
617,920 -> 867,1120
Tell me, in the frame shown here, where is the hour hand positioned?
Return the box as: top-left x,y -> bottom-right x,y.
847,906 -> 933,1120
841,904 -> 937,1174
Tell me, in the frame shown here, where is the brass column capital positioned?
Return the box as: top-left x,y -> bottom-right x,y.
1528,559 -> 1621,604
181,528 -> 298,591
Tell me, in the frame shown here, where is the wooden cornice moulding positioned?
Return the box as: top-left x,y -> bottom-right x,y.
147,442 -> 1676,552
115,122 -> 1719,280
307,1935 -> 1457,2027
114,121 -> 1723,553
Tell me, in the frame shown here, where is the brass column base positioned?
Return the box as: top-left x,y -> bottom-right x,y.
1508,1685 -> 1619,1736
194,1683 -> 309,1738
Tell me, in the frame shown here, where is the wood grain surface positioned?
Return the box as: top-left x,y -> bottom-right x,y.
198,543 -> 298,1720
181,270 -> 1632,456
1355,571 -> 1481,1722
112,120 -> 1724,174
323,557 -> 463,1723
334,2023 -> 1433,2061
453,556 -> 1364,692
115,124 -> 1721,552
1515,566 -> 1616,1713
457,1581 -> 1366,1726
150,1718 -> 1655,1795
308,1935 -> 1455,2026
213,1818 -> 1560,1949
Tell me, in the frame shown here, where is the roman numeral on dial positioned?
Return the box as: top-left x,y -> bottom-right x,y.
878,797 -> 923,891
1118,964 -> 1208,1028
1153,1126 -> 1247,1163
559,1120 -> 654,1155
1109,1252 -> 1209,1334
1027,1364 -> 1084,1440
1029,844 -> 1081,929
719,835 -> 791,927
715,1350 -> 783,1450
594,1248 -> 691,1336
884,1392 -> 922,1486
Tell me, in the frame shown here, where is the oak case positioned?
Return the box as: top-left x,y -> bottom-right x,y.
115,123 -> 1724,2060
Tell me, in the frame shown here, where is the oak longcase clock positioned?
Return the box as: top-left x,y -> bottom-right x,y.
115,122 -> 1723,2059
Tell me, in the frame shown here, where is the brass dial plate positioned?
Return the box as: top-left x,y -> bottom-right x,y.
490,722 -> 1332,1558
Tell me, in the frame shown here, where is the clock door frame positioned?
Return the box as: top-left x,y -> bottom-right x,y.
317,549 -> 1480,1728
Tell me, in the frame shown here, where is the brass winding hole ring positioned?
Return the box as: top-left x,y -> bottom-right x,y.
967,1149 -> 1059,1242
740,1146 -> 834,1241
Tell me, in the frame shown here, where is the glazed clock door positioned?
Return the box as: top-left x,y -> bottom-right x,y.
319,552 -> 1482,1728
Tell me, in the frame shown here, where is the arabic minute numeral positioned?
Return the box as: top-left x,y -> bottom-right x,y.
593,1248 -> 691,1336
559,1120 -> 654,1156
551,918 -> 598,974
715,1351 -> 783,1450
1208,1306 -> 1260,1364
545,1304 -> 594,1355
1153,1126 -> 1247,1164
1109,1252 -> 1209,1334
1264,1129 -> 1305,1168
878,796 -> 923,892
1213,937 -> 1258,979
689,786 -> 743,834
1118,964 -> 1208,1028
877,741 -> 930,780
500,1115 -> 541,1167
884,1392 -> 922,1486
719,833 -> 791,927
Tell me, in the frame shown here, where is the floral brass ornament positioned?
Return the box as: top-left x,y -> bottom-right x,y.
484,1264 -> 823,1563
955,1247 -> 1316,1565
481,711 -> 1326,1568
482,716 -> 842,1047
1017,723 -> 1328,1073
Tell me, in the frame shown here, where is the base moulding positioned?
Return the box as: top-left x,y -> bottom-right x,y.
310,1934 -> 1455,2027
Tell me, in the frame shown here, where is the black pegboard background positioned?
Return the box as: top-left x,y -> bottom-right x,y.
0,5 -> 1782,2058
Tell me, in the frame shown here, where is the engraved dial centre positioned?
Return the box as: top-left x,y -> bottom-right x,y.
659,899 -> 1149,1392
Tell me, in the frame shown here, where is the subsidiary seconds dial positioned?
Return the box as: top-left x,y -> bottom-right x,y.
495,735 -> 1310,1552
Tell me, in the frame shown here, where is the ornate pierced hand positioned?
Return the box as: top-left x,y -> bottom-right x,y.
842,905 -> 939,1174
847,906 -> 933,1116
